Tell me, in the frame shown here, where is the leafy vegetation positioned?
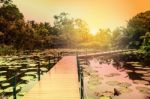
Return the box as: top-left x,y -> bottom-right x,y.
0,0 -> 150,56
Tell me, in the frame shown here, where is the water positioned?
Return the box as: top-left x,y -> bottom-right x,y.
80,57 -> 150,99
0,55 -> 57,99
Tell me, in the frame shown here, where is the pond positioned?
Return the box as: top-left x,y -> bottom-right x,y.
0,54 -> 60,99
79,55 -> 150,99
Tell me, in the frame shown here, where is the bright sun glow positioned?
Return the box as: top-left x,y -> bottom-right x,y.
90,28 -> 97,35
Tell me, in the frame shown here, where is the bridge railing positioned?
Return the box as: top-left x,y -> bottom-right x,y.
0,54 -> 61,99
79,49 -> 136,58
76,53 -> 84,99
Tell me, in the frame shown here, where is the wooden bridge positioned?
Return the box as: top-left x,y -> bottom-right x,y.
79,49 -> 134,58
22,49 -> 133,99
23,56 -> 80,99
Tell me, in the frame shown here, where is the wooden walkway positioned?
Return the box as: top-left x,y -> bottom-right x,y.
79,49 -> 134,58
23,56 -> 80,99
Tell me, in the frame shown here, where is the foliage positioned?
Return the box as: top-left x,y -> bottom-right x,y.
121,50 -> 150,65
0,44 -> 16,55
94,29 -> 112,50
1,0 -> 150,55
125,11 -> 150,48
140,46 -> 150,52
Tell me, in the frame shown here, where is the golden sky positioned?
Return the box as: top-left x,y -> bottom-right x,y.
13,0 -> 150,32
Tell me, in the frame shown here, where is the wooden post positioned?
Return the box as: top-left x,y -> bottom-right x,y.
37,61 -> 40,81
76,53 -> 80,81
13,73 -> 17,99
48,56 -> 51,69
80,71 -> 84,99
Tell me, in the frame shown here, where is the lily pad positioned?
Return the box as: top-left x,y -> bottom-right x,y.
20,69 -> 28,71
88,80 -> 102,85
13,65 -> 22,68
126,62 -> 139,64
41,61 -> 48,65
106,81 -> 121,86
21,76 -> 34,81
17,84 -> 26,88
118,87 -> 133,93
40,67 -> 48,72
90,72 -> 98,77
83,69 -> 90,77
119,82 -> 132,87
8,67 -> 16,70
81,65 -> 88,68
87,84 -> 98,90
18,92 -> 26,96
142,67 -> 150,70
126,70 -> 133,73
80,61 -> 87,65
89,76 -> 103,82
132,64 -> 143,67
143,73 -> 150,76
99,96 -> 112,99
105,73 -> 120,77
25,72 -> 37,76
29,64 -> 37,67
0,89 -> 3,93
4,86 -> 20,93
28,68 -> 37,70
141,77 -> 150,81
101,91 -> 113,97
1,83 -> 10,87
134,67 -> 143,69
0,77 -> 7,82
133,80 -> 149,85
0,71 -> 7,74
136,86 -> 150,94
86,96 -> 94,99
135,70 -> 147,74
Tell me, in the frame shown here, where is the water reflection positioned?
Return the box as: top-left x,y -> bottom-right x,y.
80,57 -> 150,99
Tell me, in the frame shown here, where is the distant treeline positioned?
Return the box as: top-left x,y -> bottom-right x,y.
0,0 -> 150,53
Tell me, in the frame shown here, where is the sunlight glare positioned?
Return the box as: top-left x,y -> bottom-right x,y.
90,28 -> 97,35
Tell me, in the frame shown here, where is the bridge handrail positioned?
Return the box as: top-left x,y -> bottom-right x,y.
0,54 -> 61,99
76,53 -> 84,99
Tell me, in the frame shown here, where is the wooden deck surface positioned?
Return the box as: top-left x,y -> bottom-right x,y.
23,56 -> 80,99
79,49 -> 132,58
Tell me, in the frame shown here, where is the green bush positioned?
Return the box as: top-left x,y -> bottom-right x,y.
140,46 -> 150,52
0,45 -> 16,55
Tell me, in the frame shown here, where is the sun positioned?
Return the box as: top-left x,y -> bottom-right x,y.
90,28 -> 97,35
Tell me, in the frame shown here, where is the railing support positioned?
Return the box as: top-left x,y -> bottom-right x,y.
76,53 -> 80,81
80,71 -> 84,99
76,52 -> 84,99
37,61 -> 40,81
48,56 -> 51,69
13,73 -> 16,99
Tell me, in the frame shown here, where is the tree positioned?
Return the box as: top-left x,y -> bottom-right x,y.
53,12 -> 75,47
140,32 -> 150,52
111,28 -> 122,48
74,18 -> 90,43
0,0 -> 12,6
95,29 -> 112,50
0,4 -> 24,46
0,4 -> 23,21
126,10 -> 150,48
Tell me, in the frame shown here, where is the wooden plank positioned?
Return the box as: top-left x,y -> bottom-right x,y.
23,56 -> 80,99
79,50 -> 131,58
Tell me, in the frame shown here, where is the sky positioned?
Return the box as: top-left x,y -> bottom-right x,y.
13,0 -> 150,34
